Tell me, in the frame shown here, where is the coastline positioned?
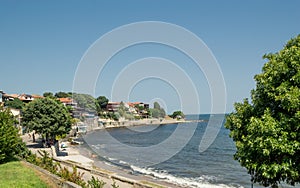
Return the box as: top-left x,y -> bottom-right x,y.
77,143 -> 184,187
24,118 -> 205,187
23,115 -> 234,188
67,118 -> 204,188
87,117 -> 202,131
54,139 -> 184,188
61,118 -> 197,187
23,133 -> 181,188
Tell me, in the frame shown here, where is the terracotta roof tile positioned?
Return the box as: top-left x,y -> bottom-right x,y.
58,98 -> 73,103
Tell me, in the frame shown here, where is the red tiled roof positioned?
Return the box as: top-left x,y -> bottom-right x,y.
58,98 -> 73,103
32,94 -> 44,99
127,102 -> 143,106
3,94 -> 19,98
18,94 -> 34,100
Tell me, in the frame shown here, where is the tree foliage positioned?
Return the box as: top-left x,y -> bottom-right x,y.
43,92 -> 54,98
0,107 -> 27,164
4,98 -> 24,109
72,93 -> 96,112
225,35 -> 300,187
22,98 -> 72,140
170,111 -> 185,119
96,96 -> 109,114
154,102 -> 161,110
150,102 -> 166,118
54,91 -> 70,98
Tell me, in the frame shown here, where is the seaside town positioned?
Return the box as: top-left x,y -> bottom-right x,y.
1,1 -> 300,188
0,90 -> 186,134
0,90 -> 187,187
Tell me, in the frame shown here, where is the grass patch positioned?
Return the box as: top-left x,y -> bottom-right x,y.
0,161 -> 50,188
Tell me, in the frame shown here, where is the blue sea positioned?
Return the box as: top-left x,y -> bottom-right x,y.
80,114 -> 296,188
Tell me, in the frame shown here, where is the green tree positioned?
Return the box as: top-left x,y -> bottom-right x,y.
225,35 -> 300,187
150,102 -> 166,118
96,96 -> 109,115
4,98 -> 24,109
107,111 -> 119,121
43,92 -> 54,98
153,102 -> 161,110
135,104 -> 144,111
72,93 -> 96,112
149,108 -> 159,118
0,106 -> 27,164
170,111 -> 185,119
22,98 -> 72,142
54,91 -> 70,98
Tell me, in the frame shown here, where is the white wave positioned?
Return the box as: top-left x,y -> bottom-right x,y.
103,161 -> 114,167
119,160 -> 128,165
91,144 -> 105,150
130,165 -> 243,188
107,157 -> 118,161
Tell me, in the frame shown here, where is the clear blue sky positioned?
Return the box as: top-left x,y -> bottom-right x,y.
1,1 -> 300,114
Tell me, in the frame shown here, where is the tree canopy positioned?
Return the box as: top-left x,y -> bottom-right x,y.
4,98 -> 24,109
150,102 -> 166,118
96,96 -> 109,114
54,91 -> 70,98
0,107 -> 27,164
22,98 -> 72,140
225,35 -> 300,187
72,93 -> 96,112
170,111 -> 185,119
43,92 -> 54,98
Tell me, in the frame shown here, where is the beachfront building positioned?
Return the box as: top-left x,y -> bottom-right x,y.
57,97 -> 94,119
57,97 -> 86,118
134,102 -> 149,118
2,93 -> 19,101
125,102 -> 137,114
106,102 -> 120,112
31,94 -> 44,100
127,102 -> 150,118
2,93 -> 43,103
18,94 -> 34,102
58,97 -> 77,108
106,101 -> 149,118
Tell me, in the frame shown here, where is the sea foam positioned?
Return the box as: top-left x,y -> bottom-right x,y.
130,165 -> 243,188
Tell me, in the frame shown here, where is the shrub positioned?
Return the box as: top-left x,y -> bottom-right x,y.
87,176 -> 106,188
111,180 -> 119,188
58,165 -> 86,187
0,107 -> 28,164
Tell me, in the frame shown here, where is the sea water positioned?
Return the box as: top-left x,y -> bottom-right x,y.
81,114 -> 297,188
